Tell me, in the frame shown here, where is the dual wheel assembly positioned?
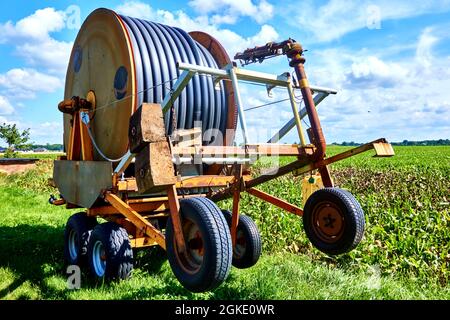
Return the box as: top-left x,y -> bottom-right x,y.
64,213 -> 133,280
63,188 -> 364,291
63,197 -> 262,291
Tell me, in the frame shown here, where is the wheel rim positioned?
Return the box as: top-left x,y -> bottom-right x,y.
92,240 -> 106,277
233,229 -> 247,259
68,229 -> 79,261
311,201 -> 345,243
174,219 -> 204,274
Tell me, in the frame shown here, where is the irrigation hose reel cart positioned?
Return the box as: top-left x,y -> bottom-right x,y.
51,8 -> 394,292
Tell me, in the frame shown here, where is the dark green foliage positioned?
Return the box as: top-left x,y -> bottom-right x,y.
0,147 -> 449,299
0,123 -> 32,158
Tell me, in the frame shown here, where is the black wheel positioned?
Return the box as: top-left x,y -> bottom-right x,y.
222,210 -> 262,269
165,197 -> 232,292
64,212 -> 97,266
303,187 -> 365,255
87,222 -> 133,280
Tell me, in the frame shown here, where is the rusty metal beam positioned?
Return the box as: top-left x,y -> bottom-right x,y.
231,165 -> 243,246
291,138 -> 393,176
247,188 -> 303,216
177,175 -> 235,189
166,185 -> 186,253
104,193 -> 166,250
210,138 -> 393,203
210,157 -> 311,203
118,175 -> 235,192
245,157 -> 311,190
67,112 -> 81,161
319,138 -> 392,166
117,179 -> 138,191
87,201 -> 169,216
131,237 -> 159,248
172,144 -> 315,157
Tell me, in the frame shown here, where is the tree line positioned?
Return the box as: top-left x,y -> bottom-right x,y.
333,139 -> 450,146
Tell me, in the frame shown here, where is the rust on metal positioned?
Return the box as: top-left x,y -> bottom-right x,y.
53,160 -> 112,208
311,202 -> 345,243
177,175 -> 235,189
173,144 -> 315,157
166,184 -> 186,253
231,164 -> 243,246
117,179 -> 138,191
235,39 -> 334,186
286,44 -> 333,187
291,138 -> 394,177
87,201 -> 169,216
130,237 -> 159,248
58,96 -> 92,115
67,112 -> 81,160
105,192 -> 166,249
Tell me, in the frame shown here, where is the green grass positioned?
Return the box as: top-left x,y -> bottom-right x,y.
0,146 -> 449,299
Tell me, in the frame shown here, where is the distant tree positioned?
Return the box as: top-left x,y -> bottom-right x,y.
0,123 -> 31,158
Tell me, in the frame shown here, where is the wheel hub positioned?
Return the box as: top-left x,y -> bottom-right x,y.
92,240 -> 106,277
313,202 -> 345,242
174,219 -> 204,274
68,229 -> 79,260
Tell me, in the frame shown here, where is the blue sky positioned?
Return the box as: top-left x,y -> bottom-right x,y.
0,0 -> 449,145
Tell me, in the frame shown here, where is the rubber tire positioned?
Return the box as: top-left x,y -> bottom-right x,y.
87,222 -> 133,281
166,197 -> 232,292
222,210 -> 262,269
303,187 -> 365,255
63,212 -> 97,266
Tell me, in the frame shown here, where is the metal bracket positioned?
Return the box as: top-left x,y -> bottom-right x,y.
266,72 -> 290,97
373,142 -> 395,157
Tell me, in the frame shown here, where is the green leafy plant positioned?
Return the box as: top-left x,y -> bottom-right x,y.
0,123 -> 32,158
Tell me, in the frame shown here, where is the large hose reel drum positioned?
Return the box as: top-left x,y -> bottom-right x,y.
64,8 -> 237,161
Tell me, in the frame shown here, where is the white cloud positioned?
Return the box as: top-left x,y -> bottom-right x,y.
0,119 -> 63,145
416,27 -> 439,70
0,7 -> 72,74
188,0 -> 274,24
115,0 -> 155,20
115,1 -> 279,56
15,8 -> 66,40
0,8 -> 66,43
298,25 -> 450,143
346,56 -> 410,88
114,1 -> 449,142
286,0 -> 450,42
0,96 -> 14,115
29,121 -> 63,143
0,68 -> 63,99
16,39 -> 72,74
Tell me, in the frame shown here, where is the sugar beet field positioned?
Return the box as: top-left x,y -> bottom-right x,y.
0,146 -> 449,300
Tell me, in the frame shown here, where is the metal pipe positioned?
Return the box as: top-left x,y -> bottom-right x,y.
293,63 -> 327,159
172,156 -> 252,165
161,70 -> 195,114
268,92 -> 329,143
228,66 -> 250,144
286,80 -> 306,146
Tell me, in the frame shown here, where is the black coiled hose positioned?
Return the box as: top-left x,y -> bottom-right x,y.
120,16 -> 228,144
